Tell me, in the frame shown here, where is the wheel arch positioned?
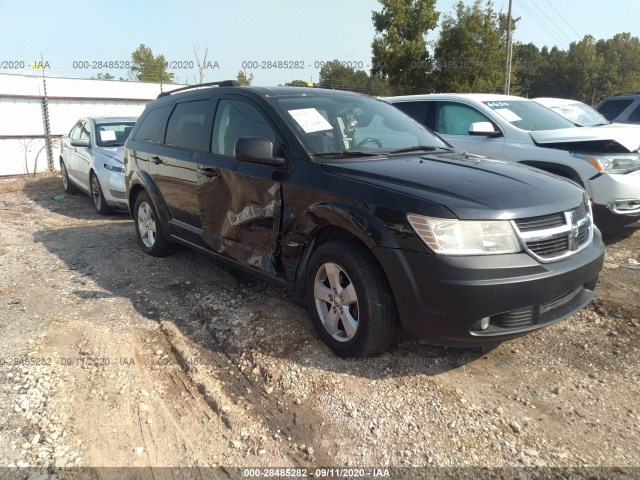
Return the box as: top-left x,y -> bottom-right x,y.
518,160 -> 585,188
289,202 -> 399,301
127,171 -> 172,235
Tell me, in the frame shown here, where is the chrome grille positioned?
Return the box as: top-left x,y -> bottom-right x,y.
513,200 -> 593,262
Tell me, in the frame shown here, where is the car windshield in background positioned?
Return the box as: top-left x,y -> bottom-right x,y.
95,122 -> 136,147
484,100 -> 575,131
271,94 -> 449,157
550,102 -> 610,127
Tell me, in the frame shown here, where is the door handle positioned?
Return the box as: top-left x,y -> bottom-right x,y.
198,167 -> 220,178
151,156 -> 163,165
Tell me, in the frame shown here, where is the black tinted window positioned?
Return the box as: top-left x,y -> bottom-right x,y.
133,105 -> 171,143
165,100 -> 212,151
394,101 -> 429,126
597,99 -> 633,120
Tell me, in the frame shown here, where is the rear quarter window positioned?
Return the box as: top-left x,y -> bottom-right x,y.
597,99 -> 634,121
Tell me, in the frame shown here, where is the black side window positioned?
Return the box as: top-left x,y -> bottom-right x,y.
597,99 -> 633,120
211,100 -> 276,157
165,100 -> 212,151
133,105 -> 171,143
394,101 -> 429,126
628,104 -> 640,123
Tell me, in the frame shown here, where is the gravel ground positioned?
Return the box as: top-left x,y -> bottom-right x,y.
0,174 -> 638,479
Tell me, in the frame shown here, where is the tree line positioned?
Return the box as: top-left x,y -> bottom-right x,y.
311,0 -> 640,105
102,1 -> 640,105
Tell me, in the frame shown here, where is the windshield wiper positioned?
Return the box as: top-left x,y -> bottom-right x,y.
312,151 -> 382,158
388,145 -> 455,154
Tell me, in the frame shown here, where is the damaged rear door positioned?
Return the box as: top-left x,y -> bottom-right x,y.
198,97 -> 283,276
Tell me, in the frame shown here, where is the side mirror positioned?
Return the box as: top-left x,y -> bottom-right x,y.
235,137 -> 285,167
71,138 -> 91,148
468,122 -> 501,137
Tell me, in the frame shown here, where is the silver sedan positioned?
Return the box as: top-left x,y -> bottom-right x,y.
60,116 -> 137,214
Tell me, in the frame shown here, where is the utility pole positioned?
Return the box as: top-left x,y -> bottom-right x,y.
503,0 -> 513,95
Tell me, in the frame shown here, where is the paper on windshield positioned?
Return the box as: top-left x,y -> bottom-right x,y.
99,130 -> 117,141
494,108 -> 522,122
288,108 -> 333,133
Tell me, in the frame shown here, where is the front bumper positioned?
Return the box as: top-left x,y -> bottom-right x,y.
589,170 -> 640,215
372,228 -> 604,346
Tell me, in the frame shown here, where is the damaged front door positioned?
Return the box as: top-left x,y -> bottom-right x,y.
198,98 -> 283,275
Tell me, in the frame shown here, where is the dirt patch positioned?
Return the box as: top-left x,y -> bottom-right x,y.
0,174 -> 639,474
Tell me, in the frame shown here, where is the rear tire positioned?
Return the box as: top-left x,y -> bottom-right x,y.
60,159 -> 77,194
133,191 -> 173,257
306,241 -> 397,358
90,173 -> 112,215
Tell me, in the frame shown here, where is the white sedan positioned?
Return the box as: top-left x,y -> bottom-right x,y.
60,117 -> 137,214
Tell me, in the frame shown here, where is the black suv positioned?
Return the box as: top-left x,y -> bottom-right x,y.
124,82 -> 604,358
597,92 -> 640,124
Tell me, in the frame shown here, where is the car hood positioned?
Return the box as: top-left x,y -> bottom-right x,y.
530,127 -> 640,152
322,153 -> 584,220
95,146 -> 124,163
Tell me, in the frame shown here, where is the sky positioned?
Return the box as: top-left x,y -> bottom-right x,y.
1,0 -> 639,86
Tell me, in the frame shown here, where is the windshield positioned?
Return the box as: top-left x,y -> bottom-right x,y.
271,93 -> 449,157
548,102 -> 610,127
484,100 -> 575,131
95,122 -> 136,147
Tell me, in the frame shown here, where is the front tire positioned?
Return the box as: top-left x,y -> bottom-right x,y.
306,241 -> 397,358
90,173 -> 112,215
60,159 -> 77,194
133,191 -> 173,257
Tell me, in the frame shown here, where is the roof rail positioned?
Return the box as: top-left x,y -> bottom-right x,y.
157,80 -> 240,98
613,91 -> 640,97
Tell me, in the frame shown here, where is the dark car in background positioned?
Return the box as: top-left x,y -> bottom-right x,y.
597,92 -> 640,124
124,82 -> 604,358
60,116 -> 137,214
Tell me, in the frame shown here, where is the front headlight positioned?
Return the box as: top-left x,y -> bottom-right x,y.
571,152 -> 640,173
104,163 -> 124,173
407,214 -> 522,255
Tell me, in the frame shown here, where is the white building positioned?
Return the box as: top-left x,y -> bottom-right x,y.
0,73 -> 185,176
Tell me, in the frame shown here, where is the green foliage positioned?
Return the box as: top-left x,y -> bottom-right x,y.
513,34 -> 640,104
92,73 -> 115,80
317,60 -> 391,96
371,0 -> 439,91
434,0 -> 516,93
130,44 -> 174,83
285,80 -> 311,87
236,70 -> 254,86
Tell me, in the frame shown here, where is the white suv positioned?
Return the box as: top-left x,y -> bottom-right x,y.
387,94 -> 640,217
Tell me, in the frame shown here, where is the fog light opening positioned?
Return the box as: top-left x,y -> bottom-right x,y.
480,317 -> 491,331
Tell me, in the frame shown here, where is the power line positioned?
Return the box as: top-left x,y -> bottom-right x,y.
527,0 -> 578,44
513,0 -> 569,49
543,0 -> 582,39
